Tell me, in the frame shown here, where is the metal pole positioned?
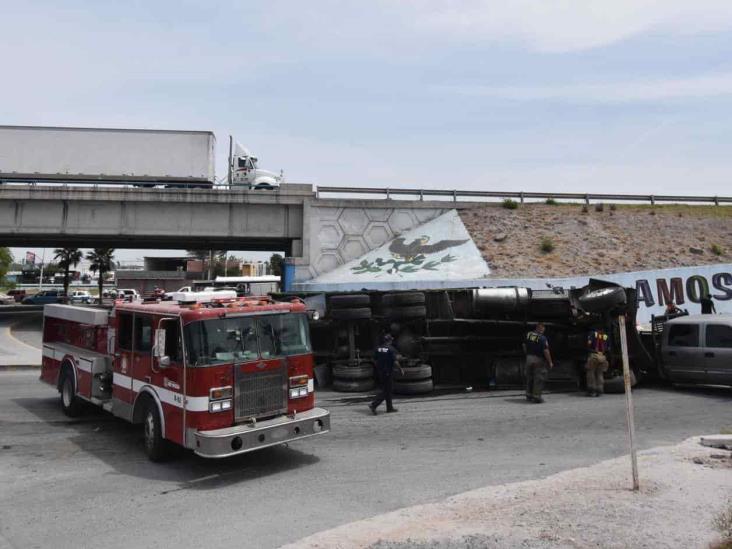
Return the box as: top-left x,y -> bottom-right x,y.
208,250 -> 213,281
617,314 -> 640,491
227,135 -> 233,188
38,248 -> 46,291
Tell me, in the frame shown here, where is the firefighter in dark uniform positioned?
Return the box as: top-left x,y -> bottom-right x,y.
523,322 -> 553,403
369,334 -> 400,415
586,328 -> 610,397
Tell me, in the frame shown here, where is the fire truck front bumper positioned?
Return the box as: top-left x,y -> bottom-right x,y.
191,407 -> 331,458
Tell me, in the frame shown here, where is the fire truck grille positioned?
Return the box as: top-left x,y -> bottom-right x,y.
235,366 -> 288,420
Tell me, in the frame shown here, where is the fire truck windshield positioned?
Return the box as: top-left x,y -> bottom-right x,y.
184,313 -> 311,366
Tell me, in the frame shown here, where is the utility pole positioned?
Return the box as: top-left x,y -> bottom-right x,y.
618,314 -> 640,491
208,250 -> 213,281
38,248 -> 46,290
227,135 -> 233,188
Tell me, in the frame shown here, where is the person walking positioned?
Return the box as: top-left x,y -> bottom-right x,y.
701,294 -> 716,314
369,334 -> 400,415
585,328 -> 610,397
523,323 -> 553,403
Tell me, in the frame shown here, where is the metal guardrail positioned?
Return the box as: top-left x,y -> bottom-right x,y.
315,186 -> 732,205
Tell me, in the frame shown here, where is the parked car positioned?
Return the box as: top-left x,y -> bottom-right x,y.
0,293 -> 15,305
116,289 -> 140,302
7,289 -> 26,302
68,290 -> 93,304
22,290 -> 64,305
659,314 -> 732,387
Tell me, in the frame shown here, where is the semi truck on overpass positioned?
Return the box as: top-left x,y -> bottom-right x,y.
0,125 -> 283,189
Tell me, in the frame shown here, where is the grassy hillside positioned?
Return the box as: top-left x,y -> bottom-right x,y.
460,203 -> 732,278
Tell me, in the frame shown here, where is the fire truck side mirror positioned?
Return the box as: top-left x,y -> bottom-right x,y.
154,328 -> 166,358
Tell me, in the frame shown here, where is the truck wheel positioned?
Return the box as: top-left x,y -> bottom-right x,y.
329,307 -> 371,320
393,364 -> 432,381
393,378 -> 434,395
578,287 -> 626,313
142,401 -> 171,462
381,292 -> 425,307
332,379 -> 376,392
329,294 -> 370,309
60,370 -> 84,417
333,364 -> 374,380
381,305 -> 426,320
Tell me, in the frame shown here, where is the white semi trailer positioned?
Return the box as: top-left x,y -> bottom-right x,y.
0,125 -> 282,189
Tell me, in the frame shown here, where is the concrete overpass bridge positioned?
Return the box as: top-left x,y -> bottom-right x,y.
0,183 -> 458,285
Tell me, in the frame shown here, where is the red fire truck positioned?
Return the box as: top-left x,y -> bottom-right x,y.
40,295 -> 330,461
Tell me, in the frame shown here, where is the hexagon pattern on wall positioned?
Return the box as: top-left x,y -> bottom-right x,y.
310,206 -> 447,277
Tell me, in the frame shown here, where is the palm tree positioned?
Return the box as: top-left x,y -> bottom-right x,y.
53,248 -> 83,298
86,248 -> 115,302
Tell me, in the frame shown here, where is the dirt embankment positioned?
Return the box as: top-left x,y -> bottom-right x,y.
460,204 -> 732,278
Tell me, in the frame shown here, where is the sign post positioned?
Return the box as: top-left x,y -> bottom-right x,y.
617,314 -> 640,491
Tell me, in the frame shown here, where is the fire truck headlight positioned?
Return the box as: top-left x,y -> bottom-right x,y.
210,386 -> 233,400
298,387 -> 308,397
289,388 -> 299,399
289,375 -> 308,388
209,399 -> 232,413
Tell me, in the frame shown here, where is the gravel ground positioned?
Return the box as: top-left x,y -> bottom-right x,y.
284,437 -> 732,549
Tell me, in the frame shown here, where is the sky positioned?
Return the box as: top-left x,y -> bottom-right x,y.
3,1 -> 732,261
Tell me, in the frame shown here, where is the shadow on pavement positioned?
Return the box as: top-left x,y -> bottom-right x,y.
12,396 -> 320,488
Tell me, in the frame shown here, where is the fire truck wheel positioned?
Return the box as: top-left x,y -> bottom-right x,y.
142,401 -> 171,462
393,364 -> 432,381
381,305 -> 426,320
329,308 -> 372,320
578,287 -> 627,313
60,369 -> 83,417
332,364 -> 374,380
381,292 -> 425,307
393,378 -> 434,395
329,294 -> 370,309
332,378 -> 376,392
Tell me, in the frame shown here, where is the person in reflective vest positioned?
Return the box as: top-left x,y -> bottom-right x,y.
523,323 -> 554,403
586,328 -> 610,397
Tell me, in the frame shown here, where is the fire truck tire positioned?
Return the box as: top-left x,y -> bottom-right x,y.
329,294 -> 370,309
332,364 -> 374,380
332,378 -> 376,392
603,370 -> 637,393
329,308 -> 372,320
59,369 -> 83,417
142,400 -> 171,462
393,378 -> 434,395
393,364 -> 432,381
381,292 -> 425,307
578,287 -> 627,313
381,306 -> 427,320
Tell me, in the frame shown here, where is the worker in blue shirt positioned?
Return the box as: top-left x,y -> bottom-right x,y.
369,334 -> 400,415
523,322 -> 554,403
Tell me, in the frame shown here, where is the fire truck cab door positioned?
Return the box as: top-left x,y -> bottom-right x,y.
132,314 -> 154,387
114,312 -> 135,405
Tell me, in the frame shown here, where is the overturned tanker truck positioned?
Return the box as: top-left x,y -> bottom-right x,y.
287,280 -> 655,395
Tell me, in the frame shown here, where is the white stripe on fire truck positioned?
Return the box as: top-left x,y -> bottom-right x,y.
112,372 -> 209,412
41,345 -> 92,372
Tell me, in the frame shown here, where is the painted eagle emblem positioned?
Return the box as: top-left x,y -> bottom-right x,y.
389,235 -> 469,262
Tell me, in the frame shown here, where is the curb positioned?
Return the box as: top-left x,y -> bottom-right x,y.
0,364 -> 41,371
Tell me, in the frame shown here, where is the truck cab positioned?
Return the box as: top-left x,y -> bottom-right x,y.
231,145 -> 283,189
40,296 -> 330,461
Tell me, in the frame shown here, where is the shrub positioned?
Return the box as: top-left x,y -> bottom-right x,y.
713,500 -> 732,548
540,236 -> 555,253
712,244 -> 723,256
609,203 -> 617,211
502,198 -> 518,210
545,198 -> 558,205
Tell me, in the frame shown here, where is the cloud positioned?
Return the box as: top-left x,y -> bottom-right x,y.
435,73 -> 732,103
399,0 -> 732,52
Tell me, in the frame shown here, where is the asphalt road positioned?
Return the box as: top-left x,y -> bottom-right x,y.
0,313 -> 42,367
1,371 -> 730,549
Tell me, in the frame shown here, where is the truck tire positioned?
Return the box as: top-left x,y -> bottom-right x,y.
330,294 -> 370,309
332,364 -> 374,380
329,308 -> 371,320
393,378 -> 434,395
381,292 -> 425,307
381,305 -> 426,320
59,368 -> 83,418
393,364 -> 432,381
578,287 -> 627,313
142,400 -> 171,462
333,378 -> 376,392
